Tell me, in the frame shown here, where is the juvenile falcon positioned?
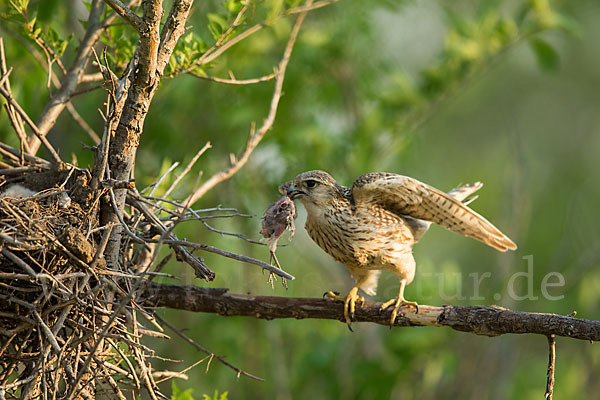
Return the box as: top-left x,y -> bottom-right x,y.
280,170 -> 517,329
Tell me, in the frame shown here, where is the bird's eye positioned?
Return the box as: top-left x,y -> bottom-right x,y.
305,179 -> 318,188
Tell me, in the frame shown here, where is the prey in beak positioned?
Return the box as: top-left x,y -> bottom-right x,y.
286,187 -> 305,200
278,181 -> 305,200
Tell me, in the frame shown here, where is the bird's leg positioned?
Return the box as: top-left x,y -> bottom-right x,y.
380,279 -> 418,327
268,250 -> 287,289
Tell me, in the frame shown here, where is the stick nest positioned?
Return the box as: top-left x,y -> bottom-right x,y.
0,158 -> 168,399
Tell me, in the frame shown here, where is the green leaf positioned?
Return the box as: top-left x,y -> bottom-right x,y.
31,20 -> 42,37
223,0 -> 243,14
47,26 -> 59,43
530,38 -> 559,71
202,390 -> 228,400
171,381 -> 195,400
207,13 -> 228,40
9,0 -> 29,13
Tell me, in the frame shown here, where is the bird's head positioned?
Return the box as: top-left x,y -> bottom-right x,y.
279,170 -> 344,209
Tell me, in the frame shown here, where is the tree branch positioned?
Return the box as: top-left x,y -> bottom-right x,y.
144,283 -> 600,341
103,0 -> 144,31
101,0 -> 193,268
157,0 -> 194,73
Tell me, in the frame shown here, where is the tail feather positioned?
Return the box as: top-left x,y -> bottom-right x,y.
448,182 -> 483,203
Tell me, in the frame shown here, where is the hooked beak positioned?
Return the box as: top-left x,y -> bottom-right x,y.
286,186 -> 305,200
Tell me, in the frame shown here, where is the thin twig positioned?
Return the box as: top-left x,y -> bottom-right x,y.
89,223 -> 114,269
103,0 -> 144,31
189,69 -> 278,85
127,193 -> 215,280
0,143 -> 50,167
32,311 -> 61,354
0,39 -> 30,154
162,142 -> 211,199
145,161 -> 180,197
156,238 -> 294,280
0,85 -> 62,163
199,219 -> 267,246
545,334 -> 556,400
108,188 -> 146,244
191,4 -> 250,68
1,248 -> 37,278
153,313 -> 265,382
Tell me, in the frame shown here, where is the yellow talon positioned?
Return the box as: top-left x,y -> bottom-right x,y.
323,291 -> 343,301
380,279 -> 418,327
326,287 -> 364,331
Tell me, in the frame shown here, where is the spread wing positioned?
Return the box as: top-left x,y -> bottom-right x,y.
352,173 -> 517,251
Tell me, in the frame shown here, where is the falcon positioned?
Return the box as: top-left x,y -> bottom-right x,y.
280,170 -> 517,329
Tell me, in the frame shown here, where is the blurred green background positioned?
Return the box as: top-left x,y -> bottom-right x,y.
2,0 -> 600,398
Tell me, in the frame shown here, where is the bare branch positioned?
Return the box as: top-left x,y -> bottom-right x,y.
195,23 -> 264,68
191,4 -> 251,68
286,0 -> 339,14
0,143 -> 50,167
189,69 -> 278,85
127,194 -> 215,280
0,67 -> 30,155
157,0 -> 194,74
144,283 -> 600,341
162,142 -> 211,199
145,161 -> 180,196
0,84 -> 62,163
184,0 -> 313,205
156,239 -> 294,280
103,0 -> 144,31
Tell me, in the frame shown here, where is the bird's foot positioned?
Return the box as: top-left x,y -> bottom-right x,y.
324,289 -> 365,331
345,288 -> 365,331
323,291 -> 343,301
380,297 -> 418,327
266,251 -> 288,289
